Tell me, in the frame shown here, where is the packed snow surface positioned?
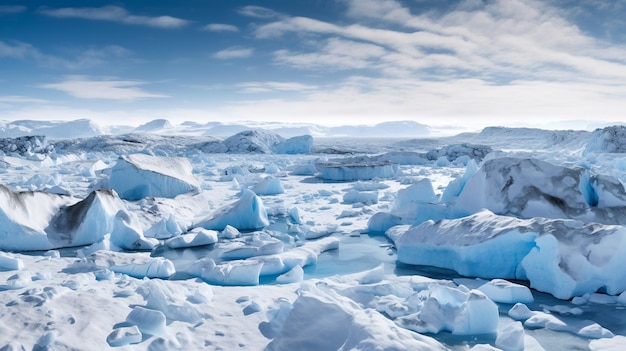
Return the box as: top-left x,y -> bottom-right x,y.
1,122 -> 626,350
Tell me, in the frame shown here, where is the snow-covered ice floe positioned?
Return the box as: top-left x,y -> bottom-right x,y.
393,210 -> 626,299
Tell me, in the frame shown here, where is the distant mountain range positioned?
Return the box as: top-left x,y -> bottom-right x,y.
0,118 -> 623,140
0,118 -> 433,140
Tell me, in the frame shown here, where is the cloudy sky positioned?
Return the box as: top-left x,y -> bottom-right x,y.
1,0 -> 625,131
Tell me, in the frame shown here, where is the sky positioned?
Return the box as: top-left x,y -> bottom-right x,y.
1,0 -> 626,132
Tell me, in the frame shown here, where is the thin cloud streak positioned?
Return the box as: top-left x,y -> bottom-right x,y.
237,81 -> 318,93
0,5 -> 27,14
0,95 -> 49,104
0,40 -> 131,69
38,5 -> 190,28
237,5 -> 282,19
40,76 -> 169,101
213,47 -> 254,59
202,23 -> 239,32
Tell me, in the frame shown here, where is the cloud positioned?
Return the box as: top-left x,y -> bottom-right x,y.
253,0 -> 626,83
38,5 -> 189,28
0,5 -> 26,14
202,23 -> 239,32
273,38 -> 387,71
237,81 -> 318,93
213,47 -> 254,59
237,6 -> 282,19
0,40 -> 39,59
0,40 -> 131,69
40,76 -> 169,101
0,95 -> 49,104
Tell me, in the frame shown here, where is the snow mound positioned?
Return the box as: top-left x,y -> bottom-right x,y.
201,189 -> 269,231
194,258 -> 264,286
396,286 -> 499,335
256,237 -> 340,276
89,251 -> 175,279
133,119 -> 172,132
264,283 -> 446,351
0,252 -> 24,270
252,176 -> 285,196
584,125 -> 626,155
220,232 -> 284,260
110,154 -> 200,200
164,228 -> 218,249
455,157 -> 626,224
394,210 -> 626,299
477,279 -> 534,304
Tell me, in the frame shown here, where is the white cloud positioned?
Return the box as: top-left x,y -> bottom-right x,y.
237,6 -> 282,19
273,38 -> 387,71
254,0 -> 626,84
38,5 -> 189,28
213,47 -> 254,59
0,95 -> 49,104
0,5 -> 26,14
0,40 -> 39,58
202,23 -> 239,32
40,76 -> 169,101
0,40 -> 131,69
237,81 -> 318,93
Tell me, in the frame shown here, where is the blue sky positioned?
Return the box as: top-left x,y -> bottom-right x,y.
1,0 -> 625,130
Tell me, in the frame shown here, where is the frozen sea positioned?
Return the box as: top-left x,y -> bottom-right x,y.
1,124 -> 626,350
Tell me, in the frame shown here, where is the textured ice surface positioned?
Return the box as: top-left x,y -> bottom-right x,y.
455,157 -> 626,224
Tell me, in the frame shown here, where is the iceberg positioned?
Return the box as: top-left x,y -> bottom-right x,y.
251,176 -> 285,196
88,251 -> 175,279
164,228 -> 218,249
583,125 -> 626,155
454,157 -> 626,224
109,154 -> 200,200
201,189 -> 269,231
394,210 -> 626,299
316,159 -> 398,181
264,283 -> 446,351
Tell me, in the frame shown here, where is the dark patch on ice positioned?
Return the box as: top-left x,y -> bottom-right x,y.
46,190 -> 115,246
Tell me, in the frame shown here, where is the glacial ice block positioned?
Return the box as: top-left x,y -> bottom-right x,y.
110,154 -> 200,200
201,189 -> 269,231
394,210 -> 626,299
